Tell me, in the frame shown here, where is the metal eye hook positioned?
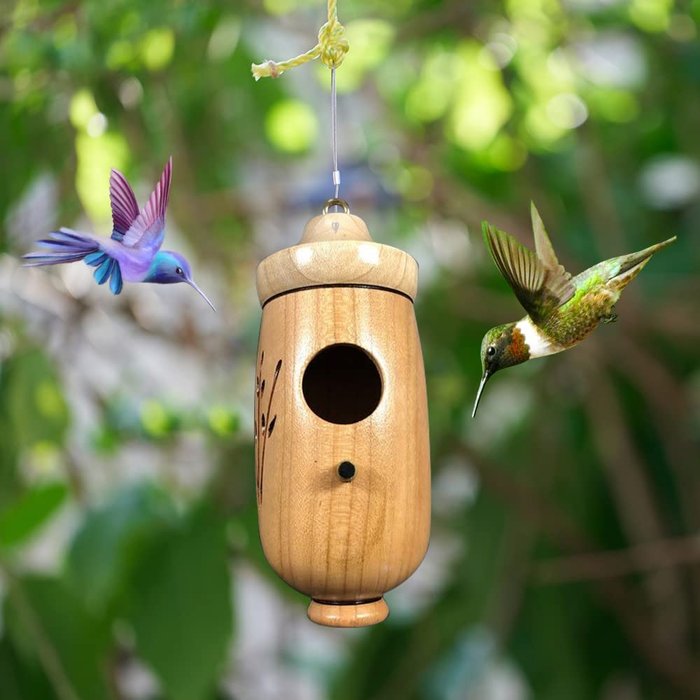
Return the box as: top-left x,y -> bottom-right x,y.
323,198 -> 350,215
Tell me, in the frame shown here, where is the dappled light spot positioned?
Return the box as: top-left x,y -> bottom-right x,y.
395,165 -> 434,201
140,28 -> 175,71
486,134 -> 528,171
572,32 -> 646,89
75,131 -> 129,222
263,0 -> 298,15
140,400 -> 170,438
265,99 -> 318,153
106,40 -> 137,70
69,89 -> 99,130
207,17 -> 241,62
86,112 -> 108,138
629,0 -> 672,32
480,33 -> 518,68
405,49 -> 460,123
118,77 -> 144,108
639,155 -> 700,210
546,93 -> 588,130
447,42 -> 513,152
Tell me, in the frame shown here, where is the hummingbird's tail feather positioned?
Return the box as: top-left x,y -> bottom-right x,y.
22,228 -> 99,267
618,236 -> 677,273
82,251 -> 124,294
607,236 -> 676,293
22,229 -> 125,295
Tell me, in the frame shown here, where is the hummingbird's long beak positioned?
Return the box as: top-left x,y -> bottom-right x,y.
187,279 -> 216,312
472,371 -> 490,418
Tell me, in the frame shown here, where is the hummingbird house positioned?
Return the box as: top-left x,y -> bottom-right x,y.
254,203 -> 431,627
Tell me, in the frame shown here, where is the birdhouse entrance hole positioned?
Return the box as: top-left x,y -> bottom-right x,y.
302,344 -> 382,425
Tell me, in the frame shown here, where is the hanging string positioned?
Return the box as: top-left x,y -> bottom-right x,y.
252,1 -> 348,202
330,67 -> 340,199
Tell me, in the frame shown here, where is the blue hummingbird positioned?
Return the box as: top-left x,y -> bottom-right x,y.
23,157 -> 215,311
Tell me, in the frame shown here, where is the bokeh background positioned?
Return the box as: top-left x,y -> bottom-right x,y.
1,0 -> 700,698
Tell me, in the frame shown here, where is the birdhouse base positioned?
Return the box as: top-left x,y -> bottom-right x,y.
307,597 -> 389,628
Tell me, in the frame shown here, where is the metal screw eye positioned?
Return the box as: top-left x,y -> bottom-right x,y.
323,198 -> 350,215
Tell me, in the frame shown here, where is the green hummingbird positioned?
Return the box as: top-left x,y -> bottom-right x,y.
472,203 -> 676,417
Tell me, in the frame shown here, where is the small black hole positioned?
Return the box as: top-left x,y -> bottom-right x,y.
302,344 -> 382,424
338,461 -> 356,481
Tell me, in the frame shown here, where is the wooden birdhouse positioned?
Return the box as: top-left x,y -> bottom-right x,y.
254,201 -> 431,627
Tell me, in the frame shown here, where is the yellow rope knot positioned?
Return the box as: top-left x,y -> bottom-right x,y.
251,1 -> 349,80
318,19 -> 349,69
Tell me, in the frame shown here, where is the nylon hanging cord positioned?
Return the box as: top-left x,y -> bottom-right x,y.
331,67 -> 340,199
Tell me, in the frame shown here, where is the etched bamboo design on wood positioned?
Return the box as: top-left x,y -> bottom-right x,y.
254,351 -> 282,504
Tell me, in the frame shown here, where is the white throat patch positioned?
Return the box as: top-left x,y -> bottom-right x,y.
515,317 -> 562,359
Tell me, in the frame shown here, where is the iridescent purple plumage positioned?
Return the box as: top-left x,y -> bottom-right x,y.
22,158 -> 215,310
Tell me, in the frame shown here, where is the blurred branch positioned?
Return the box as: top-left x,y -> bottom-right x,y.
63,447 -> 87,505
580,348 -> 668,542
580,347 -> 689,650
574,123 -> 626,256
446,441 -> 700,698
535,534 -> 700,583
490,518 -> 536,641
611,330 -> 700,641
612,332 -> 699,513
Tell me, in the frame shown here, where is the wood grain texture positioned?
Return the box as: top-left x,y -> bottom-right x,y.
255,285 -> 431,627
307,598 -> 389,627
256,212 -> 418,304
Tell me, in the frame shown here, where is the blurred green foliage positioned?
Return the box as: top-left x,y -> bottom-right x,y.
1,0 -> 700,699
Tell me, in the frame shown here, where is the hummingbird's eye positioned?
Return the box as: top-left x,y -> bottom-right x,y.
175,266 -> 184,276
487,345 -> 496,357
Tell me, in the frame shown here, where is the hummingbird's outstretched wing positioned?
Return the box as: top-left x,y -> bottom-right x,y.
120,157 -> 172,254
482,220 -> 574,323
109,169 -> 140,242
530,202 -> 572,285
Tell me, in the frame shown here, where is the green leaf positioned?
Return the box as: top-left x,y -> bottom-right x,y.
128,505 -> 233,700
4,576 -> 111,700
0,483 -> 68,549
66,483 -> 175,614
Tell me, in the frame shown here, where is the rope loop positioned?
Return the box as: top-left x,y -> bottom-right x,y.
251,0 -> 348,79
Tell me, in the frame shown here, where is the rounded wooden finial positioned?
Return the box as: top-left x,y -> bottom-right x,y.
256,203 -> 418,304
299,202 -> 372,244
307,598 -> 389,627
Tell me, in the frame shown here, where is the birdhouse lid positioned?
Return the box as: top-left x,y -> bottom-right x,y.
256,203 -> 419,305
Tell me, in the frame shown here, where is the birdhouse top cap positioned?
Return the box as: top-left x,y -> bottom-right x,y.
256,209 -> 419,304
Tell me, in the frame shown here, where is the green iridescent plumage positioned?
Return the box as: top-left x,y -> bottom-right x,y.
472,203 -> 676,416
